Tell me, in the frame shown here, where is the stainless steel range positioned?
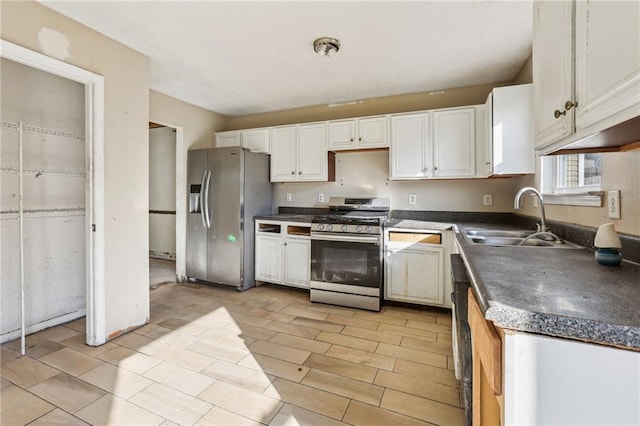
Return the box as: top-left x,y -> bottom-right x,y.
310,197 -> 390,311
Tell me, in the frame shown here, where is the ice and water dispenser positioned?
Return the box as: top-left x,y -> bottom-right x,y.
189,184 -> 201,213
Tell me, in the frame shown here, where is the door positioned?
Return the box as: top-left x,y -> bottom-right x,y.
328,120 -> 356,150
270,126 -> 297,182
433,108 -> 475,177
358,116 -> 388,148
533,0 -> 574,149
186,149 -> 208,280
255,234 -> 282,283
284,237 -> 310,288
390,113 -> 430,179
297,123 -> 327,181
385,244 -> 444,305
206,147 -> 241,286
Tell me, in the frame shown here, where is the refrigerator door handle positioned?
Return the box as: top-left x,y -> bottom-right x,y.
204,170 -> 212,228
199,170 -> 207,228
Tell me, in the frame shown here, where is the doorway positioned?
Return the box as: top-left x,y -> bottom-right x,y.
1,39 -> 105,347
149,122 -> 177,287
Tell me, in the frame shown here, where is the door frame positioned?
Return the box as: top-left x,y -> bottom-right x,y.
1,39 -> 106,345
148,121 -> 186,282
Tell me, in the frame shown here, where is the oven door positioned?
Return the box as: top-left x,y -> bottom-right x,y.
310,233 -> 382,294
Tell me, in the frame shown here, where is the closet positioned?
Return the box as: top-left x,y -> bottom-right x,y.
0,58 -> 87,345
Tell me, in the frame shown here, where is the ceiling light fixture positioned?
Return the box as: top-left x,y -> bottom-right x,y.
313,37 -> 340,57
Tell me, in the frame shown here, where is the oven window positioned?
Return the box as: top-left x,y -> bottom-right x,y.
311,240 -> 381,288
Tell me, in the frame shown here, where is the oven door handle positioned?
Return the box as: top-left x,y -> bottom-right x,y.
310,233 -> 380,245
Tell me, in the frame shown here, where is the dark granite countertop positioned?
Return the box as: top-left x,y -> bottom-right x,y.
455,229 -> 640,350
254,214 -> 314,223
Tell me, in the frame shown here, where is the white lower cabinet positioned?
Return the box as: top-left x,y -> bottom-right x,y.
255,220 -> 310,289
283,237 -> 310,288
384,229 -> 451,307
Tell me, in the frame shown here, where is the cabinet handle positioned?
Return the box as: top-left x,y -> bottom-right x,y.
350,138 -> 353,142
434,166 -> 438,171
298,171 -> 302,175
358,137 -> 362,141
485,161 -> 491,165
554,109 -> 566,119
564,100 -> 577,111
290,171 -> 295,175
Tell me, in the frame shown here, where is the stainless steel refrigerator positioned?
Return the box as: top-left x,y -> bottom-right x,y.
186,147 -> 272,290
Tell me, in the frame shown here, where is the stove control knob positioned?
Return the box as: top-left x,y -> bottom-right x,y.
327,224 -> 333,231
317,224 -> 324,231
341,225 -> 348,232
365,226 -> 372,233
356,225 -> 363,233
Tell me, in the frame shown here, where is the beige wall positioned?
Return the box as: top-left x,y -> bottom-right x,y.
149,90 -> 227,281
275,151 -> 522,212
1,0 -> 151,337
513,55 -> 533,85
226,82 -> 506,130
516,150 -> 640,236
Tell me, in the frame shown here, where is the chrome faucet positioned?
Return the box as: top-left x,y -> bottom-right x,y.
514,187 -> 548,233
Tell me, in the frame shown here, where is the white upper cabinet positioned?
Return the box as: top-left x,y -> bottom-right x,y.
270,126 -> 297,182
241,128 -> 270,153
297,123 -> 327,181
390,107 -> 478,180
390,112 -> 431,179
270,123 -> 329,182
433,107 -> 475,177
214,130 -> 241,148
533,0 -> 574,149
480,84 -> 535,176
533,0 -> 640,152
574,1 -> 640,131
328,116 -> 388,151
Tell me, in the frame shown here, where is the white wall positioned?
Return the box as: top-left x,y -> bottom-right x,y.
1,58 -> 86,342
2,0 -> 151,339
274,151 -> 521,212
149,127 -> 176,258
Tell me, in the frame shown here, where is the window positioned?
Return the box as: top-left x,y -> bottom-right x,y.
554,153 -> 602,193
541,153 -> 602,206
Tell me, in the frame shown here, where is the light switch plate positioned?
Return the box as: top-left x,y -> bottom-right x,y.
408,193 -> 417,205
483,194 -> 493,206
608,190 -> 621,219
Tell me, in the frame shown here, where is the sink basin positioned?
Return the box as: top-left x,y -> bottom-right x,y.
464,229 -> 535,238
462,228 -> 583,249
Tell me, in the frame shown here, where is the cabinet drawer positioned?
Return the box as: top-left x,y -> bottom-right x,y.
388,231 -> 441,244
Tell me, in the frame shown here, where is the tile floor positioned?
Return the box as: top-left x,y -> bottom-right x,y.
1,283 -> 463,425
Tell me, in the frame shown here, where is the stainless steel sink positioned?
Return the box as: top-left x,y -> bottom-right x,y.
462,228 -> 583,249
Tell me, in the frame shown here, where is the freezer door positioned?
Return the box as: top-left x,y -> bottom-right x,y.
186,150 -> 208,280
206,147 -> 242,286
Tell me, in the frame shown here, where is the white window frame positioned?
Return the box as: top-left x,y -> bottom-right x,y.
540,154 -> 603,207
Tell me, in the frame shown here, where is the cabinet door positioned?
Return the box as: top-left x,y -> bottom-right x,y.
283,237 -> 310,288
358,116 -> 388,148
532,0 -> 574,149
297,123 -> 327,181
390,113 -> 430,179
215,131 -> 241,148
255,234 -> 282,283
574,1 -> 640,130
270,126 -> 297,182
242,128 -> 270,153
385,244 -> 444,305
433,108 -> 475,177
491,84 -> 535,175
328,120 -> 356,150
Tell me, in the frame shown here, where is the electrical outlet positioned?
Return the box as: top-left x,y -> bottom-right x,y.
408,193 -> 417,205
286,193 -> 292,202
608,190 -> 621,219
483,194 -> 493,206
318,193 -> 325,203
532,194 -> 539,208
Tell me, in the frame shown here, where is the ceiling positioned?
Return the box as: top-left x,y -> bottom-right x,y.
40,1 -> 533,117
